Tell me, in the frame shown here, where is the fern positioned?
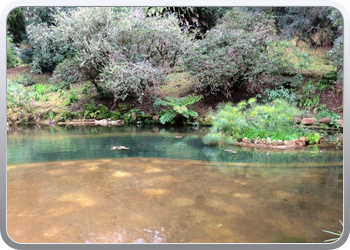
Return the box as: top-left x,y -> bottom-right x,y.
154,94 -> 202,125
159,110 -> 177,124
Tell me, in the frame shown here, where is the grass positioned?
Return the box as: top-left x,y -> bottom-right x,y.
284,40 -> 335,76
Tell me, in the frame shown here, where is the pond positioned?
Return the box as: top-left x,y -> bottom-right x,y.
7,125 -> 343,243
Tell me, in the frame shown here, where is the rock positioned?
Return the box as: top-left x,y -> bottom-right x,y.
289,140 -> 296,146
266,137 -> 272,145
299,137 -> 306,147
336,120 -> 343,128
111,146 -> 129,150
317,117 -> 332,125
95,119 -> 108,123
283,140 -> 290,146
152,115 -> 159,121
237,138 -> 242,142
272,140 -> 277,146
251,138 -> 255,144
110,120 -> 124,125
131,112 -> 137,121
277,140 -> 284,145
224,150 -> 237,154
293,117 -> 302,124
175,136 -> 182,139
255,137 -> 260,144
261,138 -> 266,144
242,137 -> 248,143
302,118 -> 315,125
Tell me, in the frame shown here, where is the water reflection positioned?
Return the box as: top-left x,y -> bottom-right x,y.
7,125 -> 343,166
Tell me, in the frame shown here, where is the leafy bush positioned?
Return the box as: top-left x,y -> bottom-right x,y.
25,20 -> 76,72
186,9 -> 290,97
203,98 -> 310,145
50,59 -> 85,88
153,94 -> 202,124
12,74 -> 35,86
260,87 -> 297,104
7,36 -> 16,69
7,80 -> 33,124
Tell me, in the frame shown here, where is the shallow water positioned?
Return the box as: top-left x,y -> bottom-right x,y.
7,125 -> 343,243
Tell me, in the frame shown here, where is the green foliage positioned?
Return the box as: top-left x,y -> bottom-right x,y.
146,7 -> 229,38
7,80 -> 33,124
307,132 -> 321,144
83,101 -> 109,119
7,7 -> 26,44
33,84 -> 47,101
260,87 -> 297,104
154,94 -> 202,124
203,98 -> 310,145
314,105 -> 341,127
25,15 -> 77,72
7,36 -> 16,69
12,74 -> 35,86
320,70 -> 337,86
65,89 -> 78,105
186,9 -> 289,97
51,59 -> 85,87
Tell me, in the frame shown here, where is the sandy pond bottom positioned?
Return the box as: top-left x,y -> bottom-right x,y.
7,157 -> 342,243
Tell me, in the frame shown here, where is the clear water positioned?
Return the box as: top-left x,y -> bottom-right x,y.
7,125 -> 343,243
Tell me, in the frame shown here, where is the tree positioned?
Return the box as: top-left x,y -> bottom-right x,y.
146,7 -> 229,38
186,9 -> 289,97
241,7 -> 338,48
327,9 -> 343,85
28,7 -> 192,103
7,7 -> 26,44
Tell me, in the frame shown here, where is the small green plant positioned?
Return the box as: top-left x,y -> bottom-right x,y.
322,220 -> 343,243
48,111 -> 55,120
307,132 -> 321,144
65,89 -> 78,105
13,74 -> 35,86
33,84 -> 47,101
203,98 -> 311,145
154,94 -> 202,125
261,87 -> 297,104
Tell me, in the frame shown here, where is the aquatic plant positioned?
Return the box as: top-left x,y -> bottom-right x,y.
203,98 -> 311,145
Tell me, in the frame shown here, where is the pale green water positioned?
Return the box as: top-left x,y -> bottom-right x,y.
7,125 -> 343,243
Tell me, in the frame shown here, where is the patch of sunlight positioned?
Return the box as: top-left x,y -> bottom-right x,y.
57,193 -> 96,207
47,169 -> 64,176
232,193 -> 251,198
44,227 -> 59,237
144,167 -> 163,173
112,171 -> 132,177
7,165 -> 17,171
172,197 -> 195,207
142,188 -> 168,196
46,206 -> 74,216
78,166 -> 100,173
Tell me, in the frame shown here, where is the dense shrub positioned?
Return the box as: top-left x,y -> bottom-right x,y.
203,98 -> 309,145
7,37 -> 16,69
34,7 -> 192,102
7,80 -> 33,124
25,21 -> 76,72
186,9 -> 289,97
